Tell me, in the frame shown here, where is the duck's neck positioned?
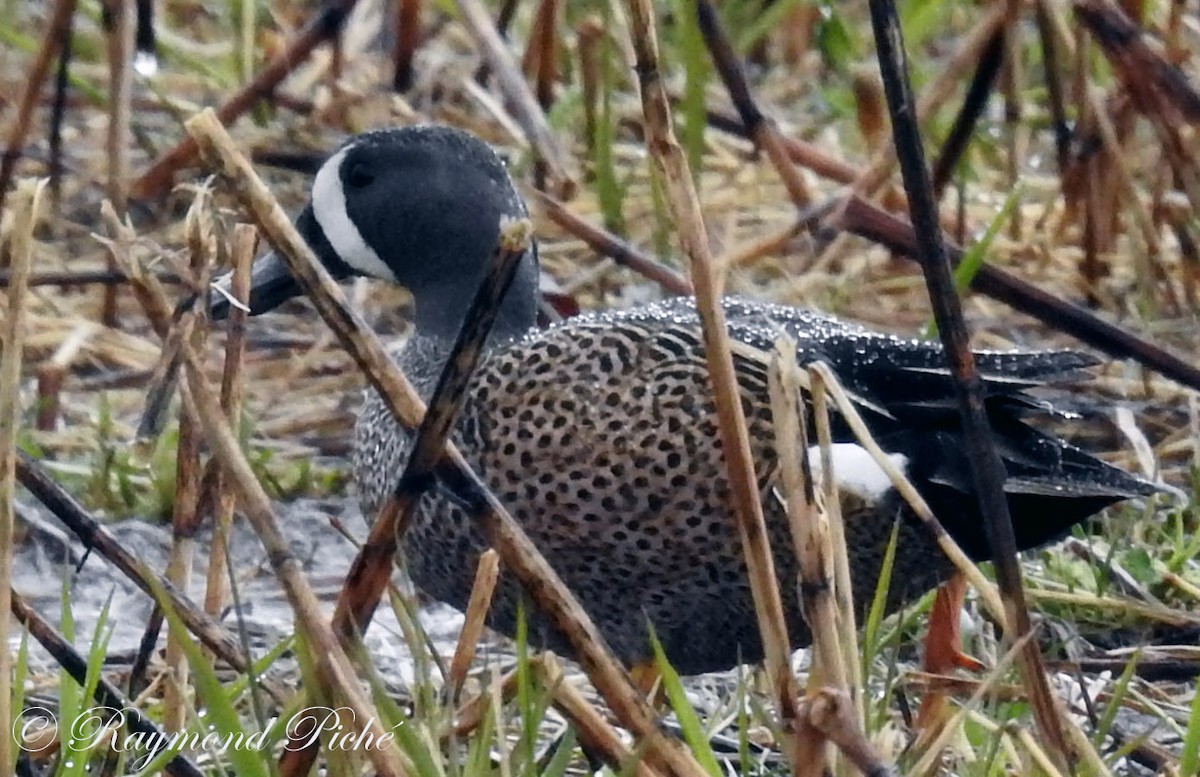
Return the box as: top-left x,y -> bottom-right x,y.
407,248 -> 539,375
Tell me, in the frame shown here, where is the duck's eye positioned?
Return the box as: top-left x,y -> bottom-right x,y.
345,162 -> 375,189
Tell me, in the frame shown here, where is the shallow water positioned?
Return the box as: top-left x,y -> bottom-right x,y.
10,497 -> 475,689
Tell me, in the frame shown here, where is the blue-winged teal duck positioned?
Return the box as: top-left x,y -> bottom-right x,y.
216,126 -> 1161,676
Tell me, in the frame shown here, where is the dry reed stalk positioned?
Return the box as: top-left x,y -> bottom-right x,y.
11,591 -> 206,777
767,341 -> 844,777
1036,0 -> 1073,174
455,0 -> 573,197
724,221 -> 802,269
447,549 -> 500,699
178,341 -> 410,777
696,1 -> 812,210
1075,0 -> 1200,121
1001,25 -> 1025,239
103,0 -> 135,326
929,26 -> 1006,198
529,190 -> 692,294
808,367 -> 863,721
392,0 -> 421,91
446,661 -> 522,739
577,17 -> 602,149
204,223 -> 255,617
162,310 -> 199,732
1016,726 -> 1072,777
314,214 -> 533,767
34,323 -> 94,430
1080,65 -> 1106,308
13,451 -> 253,671
625,1 -> 805,772
0,178 -> 45,777
132,0 -> 363,201
97,201 -> 173,335
910,633 -> 1033,775
796,689 -> 892,776
851,65 -> 887,155
538,652 -> 665,777
133,318 -> 185,440
163,189 -> 215,732
779,4 -> 818,66
520,0 -> 558,111
1087,88 -> 1170,303
185,110 -> 707,777
0,0 -> 77,213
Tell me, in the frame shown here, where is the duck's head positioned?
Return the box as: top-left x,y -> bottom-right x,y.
211,125 -> 540,341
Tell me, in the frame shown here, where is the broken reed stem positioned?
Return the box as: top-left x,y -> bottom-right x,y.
103,0 -> 134,326
624,0 -> 805,770
204,223 -> 255,617
767,340 -> 842,777
447,550 -> 500,700
929,26 -> 1006,197
163,310 -> 199,733
301,216 -> 534,773
866,0 -> 1070,768
520,0 -> 558,111
0,0 -> 77,213
10,591 -> 206,777
184,110 -> 707,777
163,189 -> 215,732
35,324 -> 93,431
0,178 -> 45,777
798,688 -> 893,777
448,662 -> 522,739
808,366 -> 863,723
98,201 -> 173,336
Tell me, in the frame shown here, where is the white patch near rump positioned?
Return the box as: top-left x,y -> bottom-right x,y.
311,146 -> 396,281
807,443 -> 908,502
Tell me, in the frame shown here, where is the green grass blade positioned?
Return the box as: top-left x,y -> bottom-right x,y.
649,627 -> 721,777
1182,669 -> 1200,777
672,0 -> 708,180
145,576 -> 271,777
861,519 -> 900,686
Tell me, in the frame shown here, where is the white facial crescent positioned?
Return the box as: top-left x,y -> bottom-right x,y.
310,146 -> 397,282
